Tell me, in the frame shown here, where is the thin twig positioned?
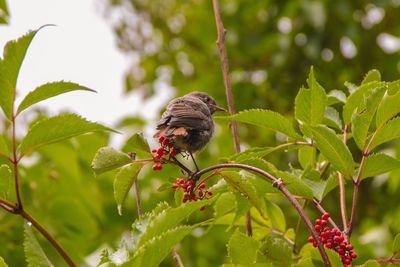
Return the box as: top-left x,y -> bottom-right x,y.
313,199 -> 340,230
172,248 -> 185,267
193,163 -> 331,267
212,0 -> 253,237
338,125 -> 348,231
11,115 -> 23,210
376,256 -> 400,264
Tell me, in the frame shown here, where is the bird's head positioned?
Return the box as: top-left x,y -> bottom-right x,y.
188,92 -> 225,114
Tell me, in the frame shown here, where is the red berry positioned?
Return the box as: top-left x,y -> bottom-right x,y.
343,258 -> 351,265
326,242 -> 332,249
308,236 -> 314,243
315,225 -> 321,232
198,190 -> 204,197
207,191 -> 213,197
178,178 -> 185,184
312,242 -> 317,247
322,213 -> 330,220
346,244 -> 353,250
159,136 -> 165,143
350,252 -> 357,258
315,219 -> 321,225
320,219 -> 327,227
199,183 -> 206,189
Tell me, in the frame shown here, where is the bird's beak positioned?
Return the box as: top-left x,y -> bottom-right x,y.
214,105 -> 226,112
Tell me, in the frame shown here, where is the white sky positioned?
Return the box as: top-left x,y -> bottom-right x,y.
0,0 -> 144,126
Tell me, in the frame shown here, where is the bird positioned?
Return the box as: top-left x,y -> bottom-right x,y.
154,91 -> 225,171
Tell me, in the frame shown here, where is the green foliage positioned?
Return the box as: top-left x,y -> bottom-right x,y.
0,135 -> 8,158
219,109 -> 302,139
23,226 -> 54,267
19,113 -> 114,155
264,198 -> 286,232
17,81 -> 96,115
369,117 -> 400,151
122,133 -> 151,157
91,146 -> 132,175
0,256 -> 8,267
114,163 -> 143,215
361,153 -> 400,180
0,165 -> 11,199
393,233 -> 400,257
227,229 -> 260,265
0,0 -> 9,24
294,67 -> 327,126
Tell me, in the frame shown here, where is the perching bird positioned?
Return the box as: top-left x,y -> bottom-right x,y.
154,92 -> 225,169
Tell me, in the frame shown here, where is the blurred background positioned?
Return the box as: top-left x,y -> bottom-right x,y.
1,0 -> 400,266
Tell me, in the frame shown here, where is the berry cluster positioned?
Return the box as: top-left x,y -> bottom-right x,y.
308,213 -> 357,266
151,136 -> 177,171
171,178 -> 213,210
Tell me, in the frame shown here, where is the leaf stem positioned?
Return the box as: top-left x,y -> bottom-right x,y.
338,125 -> 348,231
212,0 -> 253,237
193,163 -> 331,267
11,115 -> 23,210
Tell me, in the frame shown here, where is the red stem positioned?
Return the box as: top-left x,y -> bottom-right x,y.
338,125 -> 348,231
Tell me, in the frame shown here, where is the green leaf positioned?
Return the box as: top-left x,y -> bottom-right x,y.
306,125 -> 355,179
359,260 -> 380,267
0,135 -> 8,158
217,109 -> 302,139
294,67 -> 327,126
19,113 -> 115,155
392,233 -> 400,256
369,117 -> 400,151
0,165 -> 11,199
0,256 -> 8,267
17,81 -> 96,115
352,87 -> 386,149
0,26 -> 50,119
304,174 -> 339,201
228,229 -> 260,265
327,90 -> 346,105
91,147 -> 132,175
260,235 -> 292,265
277,171 -> 314,199
122,133 -> 151,157
298,146 -> 316,169
127,226 -> 193,267
361,153 -> 400,180
342,81 -> 383,124
23,225 -> 54,267
323,107 -> 342,129
376,89 -> 400,129
220,171 -> 267,218
114,163 -> 143,215
136,199 -> 213,247
362,69 -> 381,84
265,198 -> 286,232
214,192 -> 236,218
0,0 -> 9,24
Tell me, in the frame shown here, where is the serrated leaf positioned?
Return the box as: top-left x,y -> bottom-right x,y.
228,229 -> 260,265
304,174 -> 339,201
137,199 -> 213,247
0,0 -> 9,24
361,153 -> 400,180
17,81 -> 96,115
362,69 -> 381,84
260,235 -> 292,265
217,109 -> 302,139
369,117 -> 400,151
359,260 -> 380,267
127,226 -> 193,267
376,90 -> 400,129
352,87 -> 386,149
220,171 -> 267,218
294,67 -> 327,126
327,89 -> 347,105
342,81 -> 383,124
114,163 -> 143,215
23,225 -> 54,267
306,125 -> 355,179
323,107 -> 342,129
122,133 -> 151,157
277,171 -> 314,199
0,135 -> 8,159
0,165 -> 11,199
298,146 -> 316,169
92,147 -> 131,175
265,198 -> 286,232
393,233 -> 400,256
0,257 -> 7,267
19,114 -> 115,155
214,192 -> 236,218
0,26 -> 51,119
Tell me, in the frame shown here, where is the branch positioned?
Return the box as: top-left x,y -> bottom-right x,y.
212,0 -> 253,237
193,163 -> 331,267
376,257 -> 400,264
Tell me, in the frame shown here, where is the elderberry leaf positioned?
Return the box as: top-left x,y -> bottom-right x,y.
17,81 -> 96,115
0,256 -> 8,267
393,233 -> 400,256
122,132 -> 151,157
294,67 -> 327,126
127,226 -> 193,267
361,153 -> 400,180
217,109 -> 302,140
342,81 -> 384,124
304,125 -> 355,179
362,69 -> 381,84
0,164 -> 11,199
369,117 -> 400,151
214,192 -> 236,218
277,171 -> 314,199
228,229 -> 260,265
92,147 -> 132,175
114,163 -> 143,215
265,198 -> 286,232
23,225 -> 54,267
0,135 -> 8,159
20,113 -> 116,155
0,26 -> 52,119
260,235 -> 292,265
359,260 -> 380,267
376,84 -> 400,128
